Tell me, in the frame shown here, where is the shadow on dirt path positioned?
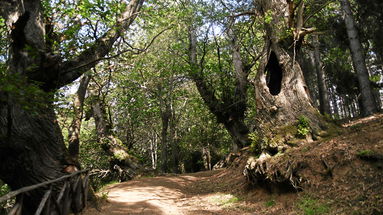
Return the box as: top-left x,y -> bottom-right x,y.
83,171 -> 252,215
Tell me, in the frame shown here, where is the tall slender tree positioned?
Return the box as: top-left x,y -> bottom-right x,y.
340,0 -> 378,116
313,35 -> 331,115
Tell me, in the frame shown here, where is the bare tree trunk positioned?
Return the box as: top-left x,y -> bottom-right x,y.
125,120 -> 135,151
300,51 -> 319,108
202,146 -> 211,170
169,103 -> 180,173
340,0 -> 378,116
330,87 -> 339,117
0,2 -> 69,213
160,105 -> 170,173
313,35 -> 331,115
68,74 -> 91,167
150,131 -> 158,170
0,101 -> 69,213
254,45 -> 320,127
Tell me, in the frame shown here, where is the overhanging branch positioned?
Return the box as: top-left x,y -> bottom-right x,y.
55,0 -> 145,89
61,27 -> 170,75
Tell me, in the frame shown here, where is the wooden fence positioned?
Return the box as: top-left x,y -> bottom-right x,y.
0,169 -> 89,215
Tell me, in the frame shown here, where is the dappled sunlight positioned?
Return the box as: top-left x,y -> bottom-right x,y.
83,170 -> 258,214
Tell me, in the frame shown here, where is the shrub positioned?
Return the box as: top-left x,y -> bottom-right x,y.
0,181 -> 13,212
297,116 -> 311,138
249,132 -> 260,152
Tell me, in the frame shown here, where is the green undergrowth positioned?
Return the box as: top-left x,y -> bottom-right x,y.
209,193 -> 241,207
264,199 -> 276,207
100,191 -> 109,200
357,149 -> 374,157
297,116 -> 311,138
0,181 -> 13,213
297,196 -> 329,215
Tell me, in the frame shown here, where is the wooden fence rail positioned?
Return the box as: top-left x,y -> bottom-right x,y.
0,169 -> 90,215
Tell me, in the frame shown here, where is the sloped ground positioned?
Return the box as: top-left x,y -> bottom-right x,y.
83,114 -> 383,215
241,113 -> 383,214
303,114 -> 383,214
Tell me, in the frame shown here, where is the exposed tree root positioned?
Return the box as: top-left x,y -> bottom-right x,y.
243,153 -> 306,192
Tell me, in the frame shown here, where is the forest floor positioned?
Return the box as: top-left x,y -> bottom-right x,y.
83,114 -> 383,215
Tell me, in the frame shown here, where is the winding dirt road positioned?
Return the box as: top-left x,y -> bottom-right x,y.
83,170 -> 254,215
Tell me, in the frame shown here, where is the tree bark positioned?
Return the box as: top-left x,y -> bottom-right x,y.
0,101 -> 68,213
313,35 -> 331,115
158,92 -> 180,173
329,86 -> 339,117
150,131 -> 158,170
253,0 -> 327,152
299,51 -> 319,108
202,146 -> 211,170
340,0 -> 378,116
90,90 -> 138,181
169,103 -> 180,173
68,74 -> 91,167
160,103 -> 170,173
0,1 -> 69,213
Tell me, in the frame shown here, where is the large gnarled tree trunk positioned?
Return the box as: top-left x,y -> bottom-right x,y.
0,0 -> 144,213
253,0 -> 327,151
244,0 -> 331,189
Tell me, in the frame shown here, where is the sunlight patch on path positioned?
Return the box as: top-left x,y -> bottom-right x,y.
104,183 -> 184,214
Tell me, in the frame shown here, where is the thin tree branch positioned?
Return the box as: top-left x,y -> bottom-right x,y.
61,26 -> 170,75
303,1 -> 332,25
230,11 -> 256,18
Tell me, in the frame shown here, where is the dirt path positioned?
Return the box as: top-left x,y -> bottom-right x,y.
83,114 -> 383,215
83,170 -> 254,215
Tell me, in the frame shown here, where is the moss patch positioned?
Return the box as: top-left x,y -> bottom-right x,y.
297,196 -> 329,215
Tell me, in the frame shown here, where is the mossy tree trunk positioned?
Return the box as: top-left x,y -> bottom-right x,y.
0,0 -> 144,212
89,88 -> 138,181
253,0 -> 327,152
